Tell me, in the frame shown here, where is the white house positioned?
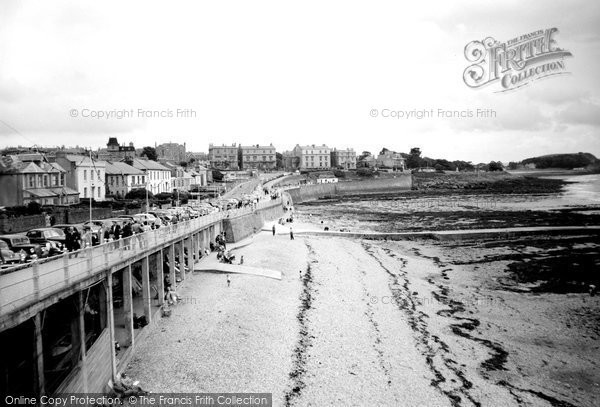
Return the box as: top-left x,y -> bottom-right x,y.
53,153 -> 107,201
129,158 -> 171,194
316,173 -> 338,184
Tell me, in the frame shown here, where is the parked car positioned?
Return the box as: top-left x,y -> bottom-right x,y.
0,234 -> 47,261
53,223 -> 86,236
0,240 -> 24,265
83,219 -> 115,231
132,213 -> 161,228
25,228 -> 67,256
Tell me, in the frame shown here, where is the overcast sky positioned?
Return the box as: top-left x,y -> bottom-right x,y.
0,0 -> 599,163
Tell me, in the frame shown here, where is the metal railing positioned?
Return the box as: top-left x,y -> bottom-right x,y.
0,198 -> 282,318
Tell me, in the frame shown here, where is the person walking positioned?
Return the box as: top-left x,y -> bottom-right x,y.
227,274 -> 231,287
272,224 -> 276,236
289,226 -> 294,240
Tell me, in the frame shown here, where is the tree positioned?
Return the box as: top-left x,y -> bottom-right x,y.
508,161 -> 519,170
212,169 -> 224,181
179,161 -> 188,168
125,188 -> 154,200
488,161 -> 504,171
358,151 -> 372,161
141,146 -> 157,161
276,152 -> 283,169
406,147 -> 422,169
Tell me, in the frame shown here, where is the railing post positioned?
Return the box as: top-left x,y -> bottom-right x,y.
63,254 -> 70,285
87,246 -> 92,274
32,260 -> 40,301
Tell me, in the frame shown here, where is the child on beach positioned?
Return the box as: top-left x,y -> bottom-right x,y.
289,226 -> 294,240
227,274 -> 231,287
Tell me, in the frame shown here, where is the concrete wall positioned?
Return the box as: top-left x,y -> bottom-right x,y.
287,174 -> 412,204
222,202 -> 285,243
0,207 -> 137,234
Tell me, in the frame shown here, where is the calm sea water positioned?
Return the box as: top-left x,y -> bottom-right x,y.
552,174 -> 600,204
295,174 -> 600,231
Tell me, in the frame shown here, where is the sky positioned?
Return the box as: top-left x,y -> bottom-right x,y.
0,0 -> 599,163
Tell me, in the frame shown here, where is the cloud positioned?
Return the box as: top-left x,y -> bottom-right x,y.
556,99 -> 600,126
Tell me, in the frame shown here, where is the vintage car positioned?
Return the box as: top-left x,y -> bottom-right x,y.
25,228 -> 66,256
0,239 -> 24,265
0,234 -> 47,261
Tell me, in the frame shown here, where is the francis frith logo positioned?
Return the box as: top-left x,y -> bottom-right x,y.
463,28 -> 573,92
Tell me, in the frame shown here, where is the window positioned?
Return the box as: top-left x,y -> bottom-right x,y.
98,188 -> 101,198
91,170 -> 94,181
84,187 -> 87,198
83,170 -> 87,180
29,176 -> 35,188
43,175 -> 48,187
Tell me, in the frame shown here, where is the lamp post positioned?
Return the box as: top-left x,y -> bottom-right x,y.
145,176 -> 149,212
89,150 -> 93,226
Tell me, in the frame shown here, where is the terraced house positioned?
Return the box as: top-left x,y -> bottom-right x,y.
208,143 -> 239,170
51,153 -> 107,201
240,144 -> 276,170
330,148 -> 357,170
104,161 -> 146,198
0,154 -> 79,206
128,158 -> 171,195
292,144 -> 332,170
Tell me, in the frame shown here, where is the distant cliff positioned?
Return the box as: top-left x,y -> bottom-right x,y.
521,153 -> 599,169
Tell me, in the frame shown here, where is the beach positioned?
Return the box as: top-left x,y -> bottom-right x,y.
124,174 -> 600,406
125,220 -> 599,406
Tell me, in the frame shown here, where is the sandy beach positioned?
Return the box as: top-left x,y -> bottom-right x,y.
124,214 -> 600,406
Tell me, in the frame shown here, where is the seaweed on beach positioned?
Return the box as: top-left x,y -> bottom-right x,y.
362,242 -> 481,407
450,235 -> 600,293
284,242 -> 316,407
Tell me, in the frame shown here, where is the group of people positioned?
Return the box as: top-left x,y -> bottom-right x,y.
64,226 -> 97,257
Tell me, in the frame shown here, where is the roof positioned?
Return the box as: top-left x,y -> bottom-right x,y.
57,155 -> 107,167
49,186 -> 79,195
295,144 -> 331,151
241,145 -> 276,150
130,158 -> 170,172
24,188 -> 56,198
105,161 -> 144,175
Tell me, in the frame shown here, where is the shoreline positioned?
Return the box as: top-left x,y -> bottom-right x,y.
124,217 -> 599,406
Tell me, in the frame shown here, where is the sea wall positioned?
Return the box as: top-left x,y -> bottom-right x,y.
222,200 -> 285,243
286,175 -> 412,204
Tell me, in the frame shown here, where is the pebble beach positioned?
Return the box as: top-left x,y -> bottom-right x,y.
124,213 -> 600,406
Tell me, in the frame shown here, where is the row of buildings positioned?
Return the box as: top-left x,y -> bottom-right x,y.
0,152 -> 210,208
208,143 -> 358,171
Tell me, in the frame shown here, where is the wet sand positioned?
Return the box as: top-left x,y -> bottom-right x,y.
124,220 -> 599,406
